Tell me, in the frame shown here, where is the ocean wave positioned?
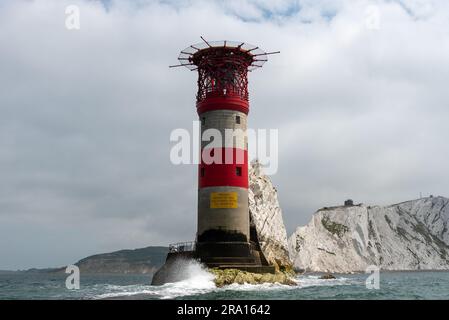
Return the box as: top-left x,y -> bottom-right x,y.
92,272 -> 355,299
294,275 -> 355,289
93,260 -> 217,299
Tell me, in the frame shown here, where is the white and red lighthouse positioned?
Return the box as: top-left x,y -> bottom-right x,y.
172,38 -> 278,271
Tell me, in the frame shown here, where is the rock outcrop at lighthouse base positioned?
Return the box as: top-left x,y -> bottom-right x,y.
289,196 -> 449,273
210,268 -> 295,287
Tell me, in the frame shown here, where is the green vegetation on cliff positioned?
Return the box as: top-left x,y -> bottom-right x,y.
321,216 -> 349,238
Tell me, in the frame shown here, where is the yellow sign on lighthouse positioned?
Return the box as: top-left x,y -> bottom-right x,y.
210,192 -> 238,209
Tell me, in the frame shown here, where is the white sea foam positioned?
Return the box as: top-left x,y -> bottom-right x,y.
222,275 -> 353,292
93,259 -> 217,299
93,267 -> 354,299
295,275 -> 354,289
223,282 -> 294,292
151,260 -> 217,299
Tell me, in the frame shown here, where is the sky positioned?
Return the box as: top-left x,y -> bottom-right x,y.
1,0 -> 449,270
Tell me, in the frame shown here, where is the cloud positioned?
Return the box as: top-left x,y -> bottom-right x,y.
0,0 -> 449,269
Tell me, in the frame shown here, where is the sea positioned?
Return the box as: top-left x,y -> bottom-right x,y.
1,261 -> 449,300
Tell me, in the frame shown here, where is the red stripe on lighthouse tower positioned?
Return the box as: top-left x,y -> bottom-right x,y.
197,96 -> 249,115
199,148 -> 248,188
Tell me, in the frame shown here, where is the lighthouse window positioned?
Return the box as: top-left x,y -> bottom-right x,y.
236,167 -> 242,176
236,115 -> 241,124
201,167 -> 205,177
201,117 -> 206,125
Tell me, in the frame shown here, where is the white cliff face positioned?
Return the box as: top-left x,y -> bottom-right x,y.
249,161 -> 291,269
288,197 -> 449,273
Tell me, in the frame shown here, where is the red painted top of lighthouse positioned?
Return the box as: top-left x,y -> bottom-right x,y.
170,37 -> 279,115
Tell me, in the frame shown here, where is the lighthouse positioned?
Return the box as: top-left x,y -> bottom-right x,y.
169,38 -> 279,273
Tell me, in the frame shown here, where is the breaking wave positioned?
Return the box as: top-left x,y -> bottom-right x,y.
221,275 -> 353,292
295,275 -> 354,288
92,260 -> 354,299
94,259 -> 216,299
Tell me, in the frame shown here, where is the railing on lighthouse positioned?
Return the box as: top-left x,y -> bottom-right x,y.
170,38 -> 279,104
168,241 -> 196,253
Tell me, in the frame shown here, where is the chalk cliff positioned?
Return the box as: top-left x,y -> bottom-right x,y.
249,161 -> 292,270
288,196 -> 449,273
